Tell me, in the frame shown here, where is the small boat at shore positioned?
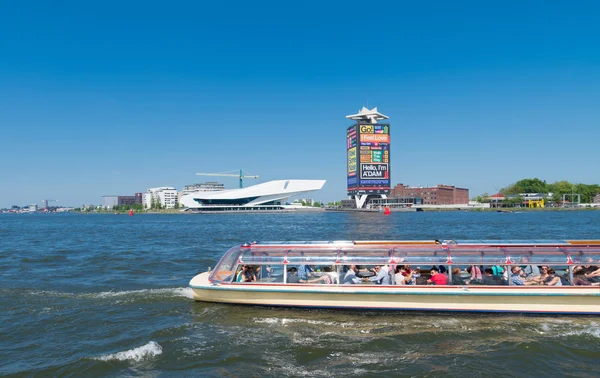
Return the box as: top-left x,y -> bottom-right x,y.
189,240 -> 600,314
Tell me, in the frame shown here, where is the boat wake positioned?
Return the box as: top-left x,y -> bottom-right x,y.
4,287 -> 195,301
93,341 -> 163,362
93,287 -> 194,300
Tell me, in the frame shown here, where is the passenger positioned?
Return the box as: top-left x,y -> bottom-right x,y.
451,267 -> 467,285
343,265 -> 363,284
543,268 -> 562,286
297,259 -> 314,281
395,266 -> 412,285
530,266 -> 550,284
411,267 -> 421,285
490,265 -> 504,276
286,267 -> 303,284
467,266 -> 483,285
573,257 -> 598,275
308,266 -> 337,284
510,266 -> 538,286
482,268 -> 502,285
235,265 -> 247,282
520,256 -> 540,278
241,265 -> 256,282
369,265 -> 391,285
427,267 -> 448,285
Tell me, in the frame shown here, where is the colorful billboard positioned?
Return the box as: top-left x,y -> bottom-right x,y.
346,125 -> 358,191
347,123 -> 390,195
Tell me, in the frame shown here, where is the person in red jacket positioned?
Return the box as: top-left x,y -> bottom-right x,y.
427,266 -> 448,285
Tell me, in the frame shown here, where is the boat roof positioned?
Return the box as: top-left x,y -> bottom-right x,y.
244,240 -> 600,248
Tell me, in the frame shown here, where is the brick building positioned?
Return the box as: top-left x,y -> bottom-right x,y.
391,184 -> 469,205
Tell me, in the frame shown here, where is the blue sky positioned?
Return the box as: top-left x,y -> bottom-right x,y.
1,1 -> 599,207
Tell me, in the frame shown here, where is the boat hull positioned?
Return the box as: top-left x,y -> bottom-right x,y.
190,273 -> 600,315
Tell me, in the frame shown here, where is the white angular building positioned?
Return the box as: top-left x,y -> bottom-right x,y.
143,187 -> 179,209
180,180 -> 325,212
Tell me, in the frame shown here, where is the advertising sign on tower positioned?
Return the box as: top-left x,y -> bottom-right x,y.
346,107 -> 391,198
347,123 -> 390,195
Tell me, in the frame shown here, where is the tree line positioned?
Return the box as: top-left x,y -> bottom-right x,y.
475,178 -> 599,203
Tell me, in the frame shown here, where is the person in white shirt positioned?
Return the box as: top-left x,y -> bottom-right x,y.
343,265 -> 362,285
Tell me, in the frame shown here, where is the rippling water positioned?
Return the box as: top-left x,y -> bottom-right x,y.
1,211 -> 599,376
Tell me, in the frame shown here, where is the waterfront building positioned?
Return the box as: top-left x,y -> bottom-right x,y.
180,180 -> 325,212
102,195 -> 119,209
182,182 -> 225,194
391,184 -> 469,205
593,193 -> 600,204
179,182 -> 225,203
29,204 -> 38,212
143,187 -> 178,209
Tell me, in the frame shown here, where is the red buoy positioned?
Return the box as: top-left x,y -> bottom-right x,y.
383,206 -> 391,215
129,209 -> 134,216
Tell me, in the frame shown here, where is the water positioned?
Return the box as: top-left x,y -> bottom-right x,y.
1,211 -> 599,376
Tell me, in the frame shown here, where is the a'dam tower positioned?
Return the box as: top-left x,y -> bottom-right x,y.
346,107 -> 391,208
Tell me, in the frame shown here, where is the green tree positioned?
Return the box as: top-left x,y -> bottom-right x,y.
150,196 -> 155,210
502,178 -> 548,194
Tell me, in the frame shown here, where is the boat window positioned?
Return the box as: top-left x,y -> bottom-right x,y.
392,247 -> 447,265
566,247 -> 600,265
209,246 -> 241,283
505,247 -> 568,264
239,249 -> 286,264
287,249 -> 338,264
340,248 -> 392,264
448,248 -> 507,265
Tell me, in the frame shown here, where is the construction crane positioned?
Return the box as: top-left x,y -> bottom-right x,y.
41,199 -> 58,209
196,169 -> 259,188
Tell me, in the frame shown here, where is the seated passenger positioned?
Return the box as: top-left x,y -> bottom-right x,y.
343,265 -> 363,284
395,266 -> 412,285
490,265 -> 504,276
451,268 -> 467,285
543,269 -> 562,286
287,267 -> 303,284
519,257 -> 540,278
297,262 -> 314,281
482,268 -> 504,285
510,266 -> 538,286
427,267 -> 448,285
573,257 -> 598,277
235,265 -> 246,282
466,266 -> 483,285
411,267 -> 421,285
529,266 -> 550,284
308,267 -> 337,284
238,265 -> 256,282
368,265 -> 391,285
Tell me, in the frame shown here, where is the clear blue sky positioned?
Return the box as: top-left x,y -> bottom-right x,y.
1,1 -> 599,207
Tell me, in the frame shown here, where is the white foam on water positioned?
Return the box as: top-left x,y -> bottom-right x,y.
93,287 -> 194,299
94,341 -> 163,362
253,317 -> 356,328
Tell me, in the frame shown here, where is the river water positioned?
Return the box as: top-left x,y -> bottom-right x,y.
1,211 -> 599,376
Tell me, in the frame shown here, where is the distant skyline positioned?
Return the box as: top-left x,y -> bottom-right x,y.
1,1 -> 600,208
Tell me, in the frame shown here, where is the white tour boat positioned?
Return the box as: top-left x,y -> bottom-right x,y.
189,240 -> 600,314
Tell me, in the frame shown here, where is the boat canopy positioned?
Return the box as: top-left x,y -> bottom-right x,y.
207,241 -> 600,283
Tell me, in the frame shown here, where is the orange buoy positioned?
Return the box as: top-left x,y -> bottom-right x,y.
383,206 -> 391,215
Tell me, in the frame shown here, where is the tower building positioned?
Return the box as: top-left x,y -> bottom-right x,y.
346,107 -> 391,208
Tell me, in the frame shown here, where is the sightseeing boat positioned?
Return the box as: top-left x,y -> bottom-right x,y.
189,240 -> 600,314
